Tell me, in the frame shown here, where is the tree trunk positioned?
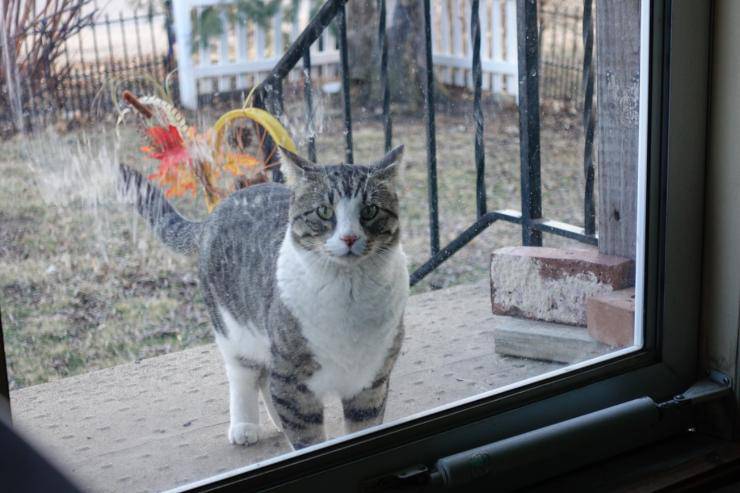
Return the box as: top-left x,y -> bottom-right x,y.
346,0 -> 378,105
345,0 -> 436,111
386,0 -> 427,110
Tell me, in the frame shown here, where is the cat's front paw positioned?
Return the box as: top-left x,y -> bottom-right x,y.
228,422 -> 261,445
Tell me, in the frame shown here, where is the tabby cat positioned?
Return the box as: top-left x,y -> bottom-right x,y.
119,145 -> 408,449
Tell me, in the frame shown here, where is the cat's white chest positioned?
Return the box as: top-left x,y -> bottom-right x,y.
276,237 -> 408,399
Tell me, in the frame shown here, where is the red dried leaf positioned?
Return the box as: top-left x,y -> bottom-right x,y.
144,125 -> 191,179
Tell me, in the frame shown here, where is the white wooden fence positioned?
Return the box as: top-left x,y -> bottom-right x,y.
173,0 -> 518,109
433,0 -> 518,96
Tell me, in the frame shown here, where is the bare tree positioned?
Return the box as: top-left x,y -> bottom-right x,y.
1,0 -> 96,129
345,0 -> 378,105
346,0 -> 429,111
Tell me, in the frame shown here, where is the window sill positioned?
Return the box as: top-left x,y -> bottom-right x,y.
527,432 -> 740,492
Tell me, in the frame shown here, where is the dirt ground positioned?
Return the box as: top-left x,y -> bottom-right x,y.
0,97 -> 588,389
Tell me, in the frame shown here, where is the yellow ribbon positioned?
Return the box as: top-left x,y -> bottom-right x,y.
203,102 -> 297,212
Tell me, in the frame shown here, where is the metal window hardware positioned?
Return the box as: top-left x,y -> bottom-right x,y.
362,372 -> 733,492
658,370 -> 732,410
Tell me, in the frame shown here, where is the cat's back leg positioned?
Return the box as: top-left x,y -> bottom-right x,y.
259,375 -> 283,432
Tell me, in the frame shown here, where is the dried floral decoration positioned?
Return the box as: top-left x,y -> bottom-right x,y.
119,89 -> 296,212
141,125 -> 196,198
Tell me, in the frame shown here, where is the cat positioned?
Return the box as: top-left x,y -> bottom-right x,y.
119,145 -> 408,449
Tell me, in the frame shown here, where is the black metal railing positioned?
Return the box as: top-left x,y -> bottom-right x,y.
253,0 -> 597,287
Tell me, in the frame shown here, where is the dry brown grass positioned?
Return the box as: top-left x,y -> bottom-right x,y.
0,98 -> 587,389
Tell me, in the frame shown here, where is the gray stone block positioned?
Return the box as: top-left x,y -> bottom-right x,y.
494,316 -> 615,364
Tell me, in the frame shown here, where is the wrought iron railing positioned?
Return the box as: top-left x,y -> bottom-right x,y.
252,0 -> 597,287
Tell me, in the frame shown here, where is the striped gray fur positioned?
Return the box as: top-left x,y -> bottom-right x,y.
119,145 -> 408,449
118,164 -> 203,256
342,328 -> 404,434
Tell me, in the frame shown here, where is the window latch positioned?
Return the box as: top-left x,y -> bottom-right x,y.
658,370 -> 732,411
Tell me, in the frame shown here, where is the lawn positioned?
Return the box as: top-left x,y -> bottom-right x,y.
0,97 -> 588,389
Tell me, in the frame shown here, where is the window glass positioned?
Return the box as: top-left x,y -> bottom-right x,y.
0,0 -> 647,491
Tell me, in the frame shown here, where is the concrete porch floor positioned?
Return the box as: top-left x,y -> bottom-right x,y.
10,282 -> 569,493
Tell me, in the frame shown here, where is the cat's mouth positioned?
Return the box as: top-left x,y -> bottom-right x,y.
329,250 -> 366,263
338,251 -> 361,259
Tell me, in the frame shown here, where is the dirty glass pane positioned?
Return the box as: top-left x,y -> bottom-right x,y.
0,0 -> 647,491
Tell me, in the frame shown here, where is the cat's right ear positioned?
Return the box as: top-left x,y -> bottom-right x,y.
369,144 -> 404,182
279,146 -> 319,186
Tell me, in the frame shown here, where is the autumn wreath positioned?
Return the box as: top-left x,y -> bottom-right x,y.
118,87 -> 296,212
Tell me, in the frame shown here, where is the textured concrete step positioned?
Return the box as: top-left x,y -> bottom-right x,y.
10,282 -> 571,493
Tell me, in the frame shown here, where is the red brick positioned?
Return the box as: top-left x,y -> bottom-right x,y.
586,288 -> 636,347
490,246 -> 635,326
496,246 -> 634,288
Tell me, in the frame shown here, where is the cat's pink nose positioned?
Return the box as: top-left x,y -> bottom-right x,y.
341,235 -> 358,247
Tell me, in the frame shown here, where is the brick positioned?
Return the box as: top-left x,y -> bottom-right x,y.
586,288 -> 635,347
490,246 -> 635,326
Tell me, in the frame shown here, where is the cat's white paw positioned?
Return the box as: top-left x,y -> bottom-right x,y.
228,422 -> 261,445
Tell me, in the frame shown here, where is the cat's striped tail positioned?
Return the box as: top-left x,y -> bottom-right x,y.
118,164 -> 203,256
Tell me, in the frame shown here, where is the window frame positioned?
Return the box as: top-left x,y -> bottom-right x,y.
169,0 -> 711,491
0,0 -> 710,491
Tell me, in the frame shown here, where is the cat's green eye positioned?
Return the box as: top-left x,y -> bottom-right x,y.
360,204 -> 379,221
316,205 -> 334,220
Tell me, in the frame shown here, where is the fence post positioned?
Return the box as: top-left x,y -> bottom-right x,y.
236,13 -> 248,90
172,0 -> 197,109
479,0 -> 490,91
516,0 -> 542,246
439,0 -> 452,84
273,7 -> 284,57
491,0 -> 503,93
218,10 -> 230,92
505,0 -> 518,97
452,0 -> 464,86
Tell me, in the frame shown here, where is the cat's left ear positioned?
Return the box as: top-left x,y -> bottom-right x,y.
370,144 -> 404,182
279,146 -> 319,186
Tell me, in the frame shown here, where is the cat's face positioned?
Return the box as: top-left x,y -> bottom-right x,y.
280,146 -> 404,264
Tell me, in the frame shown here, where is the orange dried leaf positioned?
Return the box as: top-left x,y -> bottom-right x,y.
224,153 -> 262,176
